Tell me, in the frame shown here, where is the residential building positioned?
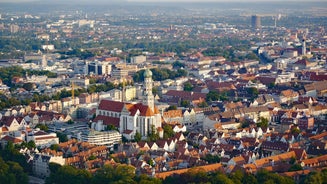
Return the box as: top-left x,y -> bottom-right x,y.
33,153 -> 65,178
80,130 -> 121,147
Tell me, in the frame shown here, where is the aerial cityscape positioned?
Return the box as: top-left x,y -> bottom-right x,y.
0,1 -> 326,184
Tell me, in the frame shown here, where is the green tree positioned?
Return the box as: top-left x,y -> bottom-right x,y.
56,132 -> 68,143
172,61 -> 185,69
7,161 -> 29,184
67,120 -> 74,124
198,101 -> 208,108
46,165 -> 91,184
135,174 -> 162,184
167,105 -> 177,111
35,124 -> 49,132
302,171 -> 322,184
148,125 -> 159,142
27,140 -> 36,149
202,154 -> 220,164
22,82 -> 34,91
288,164 -> 303,172
180,100 -> 190,108
163,124 -> 174,139
257,117 -> 269,128
48,162 -> 62,174
0,157 -> 28,184
91,164 -> 136,184
242,173 -> 258,184
134,131 -> 142,142
50,144 -> 59,151
210,172 -> 234,184
247,87 -> 259,99
183,82 -> 194,91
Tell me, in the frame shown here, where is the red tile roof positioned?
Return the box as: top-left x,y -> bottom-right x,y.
98,99 -> 125,112
93,115 -> 120,127
1,135 -> 23,143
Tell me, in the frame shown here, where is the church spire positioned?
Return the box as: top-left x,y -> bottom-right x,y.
143,69 -> 154,111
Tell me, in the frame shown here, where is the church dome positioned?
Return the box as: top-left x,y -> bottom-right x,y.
144,69 -> 152,78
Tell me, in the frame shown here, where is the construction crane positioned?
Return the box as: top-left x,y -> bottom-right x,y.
71,81 -> 76,106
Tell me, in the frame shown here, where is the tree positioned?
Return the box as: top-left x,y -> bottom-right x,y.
22,82 -> 34,91
148,125 -> 159,142
247,87 -> 259,99
257,117 -> 269,128
210,172 -> 234,184
35,124 -> 49,132
134,131 -> 142,142
50,144 -> 59,151
91,164 -> 136,184
242,173 -> 258,184
206,91 -> 228,102
180,100 -> 190,108
288,164 -> 303,172
183,82 -> 194,91
198,101 -> 208,108
202,154 -> 220,164
163,124 -> 174,139
67,120 -> 74,124
0,157 -> 28,184
48,162 -> 62,174
46,165 -> 91,184
106,124 -> 118,131
302,171 -> 322,184
57,132 -> 68,143
167,105 -> 177,111
7,161 -> 29,184
135,174 -> 162,184
172,61 -> 185,69
88,155 -> 96,160
27,140 -> 36,149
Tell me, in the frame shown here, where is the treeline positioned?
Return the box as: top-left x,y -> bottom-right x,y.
0,80 -> 118,111
46,164 -> 327,184
163,168 -> 327,184
46,164 -> 161,184
202,47 -> 259,62
0,142 -> 31,184
1,140 -> 327,184
133,68 -> 187,82
0,66 -> 57,87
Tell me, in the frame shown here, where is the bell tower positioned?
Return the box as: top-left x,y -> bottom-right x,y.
143,69 -> 154,111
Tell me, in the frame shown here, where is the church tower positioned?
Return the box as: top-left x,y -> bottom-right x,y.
143,69 -> 154,111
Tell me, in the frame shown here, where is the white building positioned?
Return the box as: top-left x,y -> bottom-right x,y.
131,55 -> 146,64
33,153 -> 65,178
80,130 -> 121,147
26,130 -> 59,148
95,69 -> 162,140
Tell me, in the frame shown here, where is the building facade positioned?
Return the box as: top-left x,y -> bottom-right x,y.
95,69 -> 162,140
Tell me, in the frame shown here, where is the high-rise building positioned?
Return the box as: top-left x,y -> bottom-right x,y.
251,15 -> 261,30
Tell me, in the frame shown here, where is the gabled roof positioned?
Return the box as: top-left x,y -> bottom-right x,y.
98,99 -> 125,112
98,100 -> 157,117
1,135 -> 23,143
93,115 -> 120,127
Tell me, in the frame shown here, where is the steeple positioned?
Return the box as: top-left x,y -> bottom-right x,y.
302,38 -> 306,56
143,69 -> 154,111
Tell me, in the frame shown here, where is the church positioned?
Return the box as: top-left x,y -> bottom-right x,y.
92,69 -> 162,140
